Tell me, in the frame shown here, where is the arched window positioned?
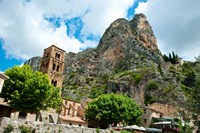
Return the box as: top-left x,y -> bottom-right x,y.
51,80 -> 57,87
54,80 -> 57,87
58,54 -> 60,59
56,65 -> 60,72
55,53 -> 58,58
52,63 -> 56,70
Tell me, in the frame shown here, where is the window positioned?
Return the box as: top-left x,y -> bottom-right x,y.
46,63 -> 48,67
144,109 -> 146,114
54,80 -> 57,87
51,80 -> 57,87
55,53 -> 58,58
56,65 -> 60,72
144,119 -> 147,124
46,52 -> 49,58
18,112 -> 27,119
79,124 -> 81,127
55,52 -> 60,59
52,63 -> 56,70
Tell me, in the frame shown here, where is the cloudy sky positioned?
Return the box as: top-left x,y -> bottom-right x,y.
0,0 -> 200,72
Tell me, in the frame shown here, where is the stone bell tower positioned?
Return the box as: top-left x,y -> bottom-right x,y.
40,45 -> 65,89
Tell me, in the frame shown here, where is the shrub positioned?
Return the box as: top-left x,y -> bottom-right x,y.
19,125 -> 35,133
131,73 -> 142,84
120,130 -> 132,133
4,124 -> 14,133
146,80 -> 159,90
144,94 -> 156,105
96,127 -> 100,133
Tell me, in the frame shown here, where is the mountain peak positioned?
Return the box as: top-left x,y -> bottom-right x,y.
97,13 -> 160,58
130,13 -> 159,52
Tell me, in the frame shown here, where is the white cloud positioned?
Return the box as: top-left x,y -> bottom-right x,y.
81,0 -> 134,37
0,0 -> 83,60
135,0 -> 200,61
0,0 -> 135,61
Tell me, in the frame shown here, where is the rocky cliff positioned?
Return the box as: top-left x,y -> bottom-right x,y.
25,14 -> 185,107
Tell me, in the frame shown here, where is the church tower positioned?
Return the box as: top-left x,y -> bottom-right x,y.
40,45 -> 65,89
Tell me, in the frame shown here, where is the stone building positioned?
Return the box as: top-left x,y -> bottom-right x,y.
141,102 -> 178,128
40,45 -> 65,89
147,102 -> 177,117
0,73 -> 9,93
141,107 -> 162,127
59,99 -> 90,127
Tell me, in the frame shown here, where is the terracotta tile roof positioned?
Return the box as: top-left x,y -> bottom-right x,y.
59,115 -> 86,123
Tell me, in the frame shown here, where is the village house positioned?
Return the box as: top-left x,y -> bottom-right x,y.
141,106 -> 162,128
0,73 -> 9,93
59,98 -> 91,127
141,102 -> 178,127
141,102 -> 180,132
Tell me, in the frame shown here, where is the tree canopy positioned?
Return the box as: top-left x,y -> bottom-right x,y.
1,65 -> 62,113
162,51 -> 179,64
180,57 -> 200,130
187,62 -> 200,114
85,93 -> 142,129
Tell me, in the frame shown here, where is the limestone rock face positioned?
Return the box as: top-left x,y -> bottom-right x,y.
24,56 -> 42,72
130,14 -> 159,53
26,14 -> 185,107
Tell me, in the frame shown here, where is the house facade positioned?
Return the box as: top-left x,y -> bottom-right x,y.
0,73 -> 9,93
59,99 -> 89,127
141,102 -> 178,128
147,102 -> 177,117
141,107 -> 162,127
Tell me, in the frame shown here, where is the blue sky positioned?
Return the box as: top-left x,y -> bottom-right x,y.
0,0 -> 200,72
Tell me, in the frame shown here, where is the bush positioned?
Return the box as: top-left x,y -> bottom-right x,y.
146,80 -> 159,90
96,127 -> 100,133
19,125 -> 29,133
4,124 -> 14,133
19,125 -> 36,133
131,73 -> 142,84
144,94 -> 156,105
120,130 -> 132,133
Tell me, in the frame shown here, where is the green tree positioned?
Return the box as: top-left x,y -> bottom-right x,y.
1,65 -> 62,113
162,51 -> 179,64
187,63 -> 200,114
185,60 -> 200,130
162,54 -> 169,62
85,93 -> 142,129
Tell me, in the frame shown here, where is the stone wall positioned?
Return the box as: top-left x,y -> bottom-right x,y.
0,117 -> 110,133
